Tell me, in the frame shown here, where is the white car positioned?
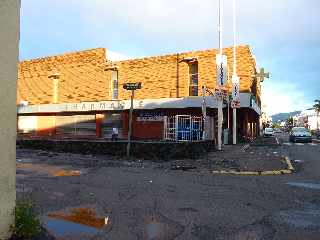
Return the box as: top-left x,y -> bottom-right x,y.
263,128 -> 274,137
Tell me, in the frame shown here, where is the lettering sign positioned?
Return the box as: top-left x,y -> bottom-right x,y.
250,96 -> 261,115
65,101 -> 125,112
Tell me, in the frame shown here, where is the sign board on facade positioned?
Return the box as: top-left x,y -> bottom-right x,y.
136,112 -> 164,122
216,54 -> 228,86
250,96 -> 261,115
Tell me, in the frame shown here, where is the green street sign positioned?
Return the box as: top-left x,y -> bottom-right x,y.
123,82 -> 142,90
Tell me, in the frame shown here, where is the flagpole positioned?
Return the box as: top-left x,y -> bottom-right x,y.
232,0 -> 238,145
217,0 -> 223,150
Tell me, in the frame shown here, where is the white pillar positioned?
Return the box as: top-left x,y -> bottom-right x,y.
217,101 -> 223,150
233,108 -> 237,144
0,0 -> 20,238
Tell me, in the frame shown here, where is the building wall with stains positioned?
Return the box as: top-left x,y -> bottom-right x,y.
0,0 -> 20,238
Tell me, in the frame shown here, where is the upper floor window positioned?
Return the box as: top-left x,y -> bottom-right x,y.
111,70 -> 118,99
189,62 -> 198,96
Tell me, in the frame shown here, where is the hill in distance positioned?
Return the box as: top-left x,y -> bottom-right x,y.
271,111 -> 301,122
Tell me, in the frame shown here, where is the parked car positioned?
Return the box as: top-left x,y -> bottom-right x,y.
274,128 -> 282,133
315,129 -> 320,139
263,128 -> 274,137
289,127 -> 312,143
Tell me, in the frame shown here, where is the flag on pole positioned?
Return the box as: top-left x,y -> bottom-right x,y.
231,75 -> 240,108
216,54 -> 228,86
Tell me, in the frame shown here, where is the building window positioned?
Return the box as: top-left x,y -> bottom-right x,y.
189,62 -> 198,96
111,70 -> 118,99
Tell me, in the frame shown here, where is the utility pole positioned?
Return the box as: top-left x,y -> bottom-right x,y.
123,82 -> 141,158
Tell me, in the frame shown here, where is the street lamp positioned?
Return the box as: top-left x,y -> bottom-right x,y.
123,82 -> 142,157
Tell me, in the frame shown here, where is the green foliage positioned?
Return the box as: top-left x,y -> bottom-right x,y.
272,122 -> 281,129
10,200 -> 41,240
313,99 -> 320,113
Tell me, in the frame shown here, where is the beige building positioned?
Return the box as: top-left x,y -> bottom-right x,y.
0,0 -> 20,239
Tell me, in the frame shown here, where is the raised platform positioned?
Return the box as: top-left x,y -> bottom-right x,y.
17,139 -> 215,160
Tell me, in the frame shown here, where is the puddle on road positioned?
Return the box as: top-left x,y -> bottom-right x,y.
143,213 -> 184,240
17,157 -> 34,163
287,182 -> 320,190
276,206 -> 320,229
293,159 -> 304,163
45,208 -> 108,237
146,222 -> 162,239
17,163 -> 82,177
44,217 -> 99,237
53,170 -> 81,177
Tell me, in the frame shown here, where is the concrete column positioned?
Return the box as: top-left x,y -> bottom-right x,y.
0,0 -> 20,239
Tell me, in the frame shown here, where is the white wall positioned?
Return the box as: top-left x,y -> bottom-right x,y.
0,0 -> 20,239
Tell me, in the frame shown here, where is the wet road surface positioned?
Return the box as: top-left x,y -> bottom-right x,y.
16,136 -> 320,239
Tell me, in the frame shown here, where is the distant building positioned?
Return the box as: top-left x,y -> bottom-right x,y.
296,108 -> 320,131
260,103 -> 272,130
17,46 -> 262,142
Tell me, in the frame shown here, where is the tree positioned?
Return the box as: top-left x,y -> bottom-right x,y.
272,122 -> 281,129
286,117 -> 294,130
313,99 -> 320,130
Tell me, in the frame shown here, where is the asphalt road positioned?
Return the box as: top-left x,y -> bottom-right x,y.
16,136 -> 320,240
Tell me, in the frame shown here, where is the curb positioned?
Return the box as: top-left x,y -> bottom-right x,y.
212,156 -> 295,176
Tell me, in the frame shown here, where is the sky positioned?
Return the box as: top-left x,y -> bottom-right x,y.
19,0 -> 320,115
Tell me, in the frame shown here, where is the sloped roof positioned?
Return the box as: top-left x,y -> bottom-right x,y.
17,48 -> 107,105
17,46 -> 258,105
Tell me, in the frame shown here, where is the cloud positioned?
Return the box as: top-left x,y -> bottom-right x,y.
107,50 -> 131,61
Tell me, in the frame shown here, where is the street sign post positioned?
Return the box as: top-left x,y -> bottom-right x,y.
123,82 -> 142,157
123,82 -> 142,90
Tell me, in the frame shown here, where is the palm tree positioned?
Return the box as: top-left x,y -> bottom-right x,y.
313,99 -> 320,131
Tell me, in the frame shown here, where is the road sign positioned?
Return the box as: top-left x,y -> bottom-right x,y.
216,54 -> 228,86
231,100 -> 240,108
214,87 -> 228,101
123,82 -> 142,90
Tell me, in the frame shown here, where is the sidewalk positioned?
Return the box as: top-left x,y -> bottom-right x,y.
166,137 -> 289,173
